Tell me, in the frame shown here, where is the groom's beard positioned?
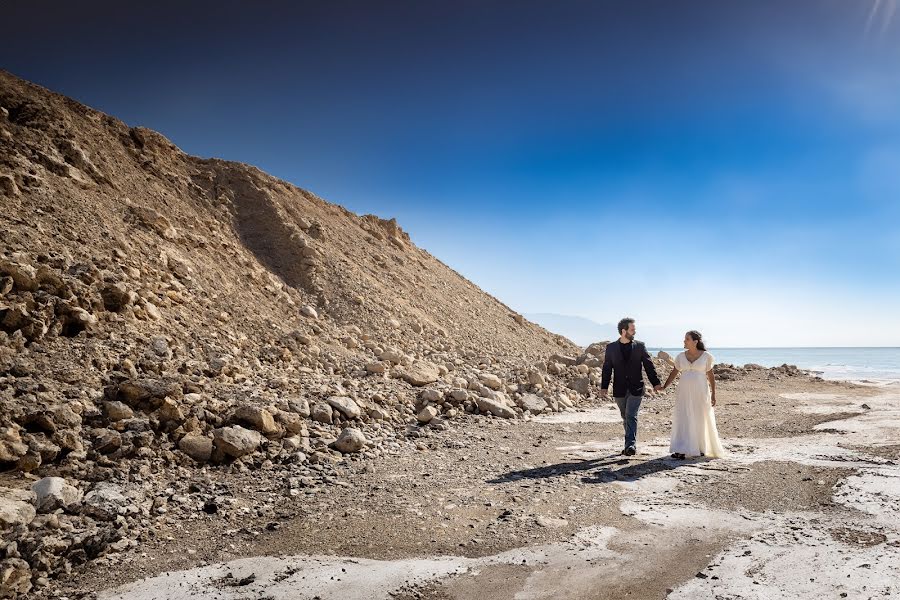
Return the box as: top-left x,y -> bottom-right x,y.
625,333 -> 635,341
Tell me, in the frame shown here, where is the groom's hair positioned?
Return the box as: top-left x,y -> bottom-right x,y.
617,317 -> 635,335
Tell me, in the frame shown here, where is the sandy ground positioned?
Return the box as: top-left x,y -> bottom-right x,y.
45,375 -> 899,600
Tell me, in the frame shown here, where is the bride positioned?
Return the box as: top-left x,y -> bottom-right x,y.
661,330 -> 725,459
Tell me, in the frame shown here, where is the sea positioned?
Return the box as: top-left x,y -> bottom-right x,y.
648,347 -> 900,385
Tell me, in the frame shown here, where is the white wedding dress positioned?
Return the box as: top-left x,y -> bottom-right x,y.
670,351 -> 725,458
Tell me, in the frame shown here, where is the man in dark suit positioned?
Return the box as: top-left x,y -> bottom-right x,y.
600,317 -> 662,456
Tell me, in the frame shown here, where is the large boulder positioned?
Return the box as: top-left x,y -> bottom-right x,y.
178,434 -> 213,462
326,396 -> 361,420
332,428 -> 367,453
31,477 -> 83,513
568,376 -> 591,397
476,396 -> 516,419
234,405 -> 280,436
82,483 -> 131,521
398,361 -> 441,386
417,405 -> 439,423
517,393 -> 549,414
310,402 -> 333,424
549,353 -> 577,366
212,426 -> 262,459
585,343 -> 607,357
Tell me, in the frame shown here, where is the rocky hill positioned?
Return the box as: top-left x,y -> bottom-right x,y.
0,70 -> 636,596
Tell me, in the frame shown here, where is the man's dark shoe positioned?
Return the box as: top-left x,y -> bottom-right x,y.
624,447 -> 636,456
671,453 -> 685,460
620,448 -> 629,456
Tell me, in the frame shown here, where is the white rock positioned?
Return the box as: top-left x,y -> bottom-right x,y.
83,483 -> 130,521
326,396 -> 361,419
517,393 -> 549,414
398,361 -> 441,386
417,405 -> 439,423
475,396 -> 516,418
31,477 -> 83,513
332,428 -> 367,453
301,305 -> 318,319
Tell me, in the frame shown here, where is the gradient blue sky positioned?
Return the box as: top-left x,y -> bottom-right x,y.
4,1 -> 899,346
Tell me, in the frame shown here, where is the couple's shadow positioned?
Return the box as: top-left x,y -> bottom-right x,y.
488,453 -> 708,486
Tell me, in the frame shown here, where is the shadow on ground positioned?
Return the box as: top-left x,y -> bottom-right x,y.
488,455 -> 711,486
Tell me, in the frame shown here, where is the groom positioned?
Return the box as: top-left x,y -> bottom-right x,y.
600,317 -> 662,456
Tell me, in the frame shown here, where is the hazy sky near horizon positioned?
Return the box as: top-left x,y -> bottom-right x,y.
3,1 -> 899,347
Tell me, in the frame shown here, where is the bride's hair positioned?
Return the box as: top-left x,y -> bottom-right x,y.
687,330 -> 706,351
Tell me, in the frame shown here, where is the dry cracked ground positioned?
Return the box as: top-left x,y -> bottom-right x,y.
47,376 -> 899,600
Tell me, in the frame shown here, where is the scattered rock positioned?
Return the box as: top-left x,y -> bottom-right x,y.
212,426 -> 262,459
326,396 -> 361,420
549,353 -> 577,366
399,361 -> 441,386
517,393 -> 548,414
332,428 -> 367,453
568,376 -> 591,397
475,396 -> 516,419
178,434 -> 213,462
0,488 -> 36,528
478,373 -> 503,390
234,405 -> 280,436
31,477 -> 83,513
0,558 -> 32,598
535,516 -> 568,528
310,402 -> 333,424
82,483 -> 129,521
417,405 -> 439,423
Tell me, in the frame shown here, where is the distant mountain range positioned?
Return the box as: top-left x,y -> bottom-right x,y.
524,313 -> 686,349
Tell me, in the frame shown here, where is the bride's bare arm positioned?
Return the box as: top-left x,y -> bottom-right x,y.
707,370 -> 717,406
662,367 -> 679,390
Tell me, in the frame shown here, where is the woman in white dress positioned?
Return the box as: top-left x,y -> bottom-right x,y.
661,330 -> 725,459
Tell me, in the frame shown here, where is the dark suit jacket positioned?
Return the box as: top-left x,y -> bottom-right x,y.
600,340 -> 661,397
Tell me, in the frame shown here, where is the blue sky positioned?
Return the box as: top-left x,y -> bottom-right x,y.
3,1 -> 899,346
